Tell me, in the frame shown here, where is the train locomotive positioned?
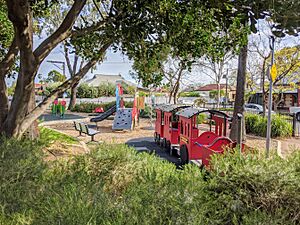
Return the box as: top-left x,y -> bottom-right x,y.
154,104 -> 240,167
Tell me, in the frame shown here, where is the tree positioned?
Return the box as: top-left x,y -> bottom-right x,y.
0,0 -> 17,127
41,1 -> 95,110
0,0 -> 178,138
209,90 -> 225,104
197,52 -> 236,108
249,31 -> 300,114
46,70 -> 67,83
129,1 -> 248,106
227,0 -> 300,141
131,45 -> 190,104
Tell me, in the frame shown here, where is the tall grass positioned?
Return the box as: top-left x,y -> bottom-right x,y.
0,137 -> 299,224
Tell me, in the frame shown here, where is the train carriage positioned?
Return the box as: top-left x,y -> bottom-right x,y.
161,105 -> 190,153
154,104 -> 168,144
176,108 -> 234,166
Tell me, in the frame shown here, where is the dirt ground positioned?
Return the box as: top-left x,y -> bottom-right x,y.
43,113 -> 299,158
45,117 -> 154,144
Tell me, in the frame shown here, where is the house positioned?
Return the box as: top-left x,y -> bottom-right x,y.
194,84 -> 236,102
248,89 -> 300,111
84,74 -> 136,87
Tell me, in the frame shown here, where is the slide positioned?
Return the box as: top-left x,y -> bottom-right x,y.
90,105 -> 116,123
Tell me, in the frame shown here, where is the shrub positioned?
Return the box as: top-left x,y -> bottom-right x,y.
197,113 -> 207,124
245,113 -> 292,138
1,138 -> 300,224
76,83 -> 136,98
179,91 -> 200,97
71,101 -> 134,113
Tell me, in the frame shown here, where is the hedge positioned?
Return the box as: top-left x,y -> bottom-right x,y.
245,113 -> 293,138
71,101 -> 134,113
0,137 -> 299,224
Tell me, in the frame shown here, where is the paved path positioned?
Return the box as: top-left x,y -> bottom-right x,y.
39,112 -> 87,122
126,137 -> 181,166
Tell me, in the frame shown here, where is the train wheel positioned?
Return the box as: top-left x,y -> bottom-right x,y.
166,141 -> 171,153
157,134 -> 161,145
154,132 -> 158,143
180,145 -> 189,165
162,138 -> 167,148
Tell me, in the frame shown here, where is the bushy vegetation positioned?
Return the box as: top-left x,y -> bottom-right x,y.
197,113 -> 207,124
71,101 -> 134,113
0,137 -> 299,224
245,113 -> 293,138
76,83 -> 135,98
179,91 -> 200,97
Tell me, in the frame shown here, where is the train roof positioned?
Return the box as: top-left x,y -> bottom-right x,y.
162,105 -> 190,112
176,107 -> 230,118
154,104 -> 168,110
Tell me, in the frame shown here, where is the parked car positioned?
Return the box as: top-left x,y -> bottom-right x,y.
289,107 -> 300,121
245,103 -> 275,115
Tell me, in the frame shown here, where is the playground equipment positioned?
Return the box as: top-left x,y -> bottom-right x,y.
90,81 -> 141,131
51,99 -> 66,118
161,105 -> 190,153
90,105 -> 117,128
154,104 -> 167,144
112,108 -> 134,130
176,108 -> 235,166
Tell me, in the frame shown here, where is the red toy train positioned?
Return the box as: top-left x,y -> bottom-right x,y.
154,104 -> 240,167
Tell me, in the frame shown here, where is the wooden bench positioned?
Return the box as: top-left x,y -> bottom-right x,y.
79,123 -> 100,142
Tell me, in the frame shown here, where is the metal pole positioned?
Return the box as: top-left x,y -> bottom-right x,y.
266,36 -> 275,158
225,69 -> 228,106
237,113 -> 243,154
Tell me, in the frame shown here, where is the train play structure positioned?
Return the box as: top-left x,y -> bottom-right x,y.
154,104 -> 243,167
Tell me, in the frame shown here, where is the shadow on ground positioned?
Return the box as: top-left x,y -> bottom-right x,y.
39,113 -> 86,122
126,137 -> 181,166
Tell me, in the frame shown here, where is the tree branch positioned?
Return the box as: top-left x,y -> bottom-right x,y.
18,42 -> 111,135
34,0 -> 87,63
70,19 -> 108,38
63,43 -> 73,75
0,36 -> 19,77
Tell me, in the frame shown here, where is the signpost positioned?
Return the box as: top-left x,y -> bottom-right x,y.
266,36 -> 276,158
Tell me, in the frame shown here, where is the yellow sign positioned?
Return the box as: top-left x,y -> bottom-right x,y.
270,64 -> 277,82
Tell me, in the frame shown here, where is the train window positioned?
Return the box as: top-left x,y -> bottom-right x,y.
180,121 -> 183,134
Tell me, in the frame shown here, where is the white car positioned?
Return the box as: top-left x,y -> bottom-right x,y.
289,107 -> 300,120
245,103 -> 275,115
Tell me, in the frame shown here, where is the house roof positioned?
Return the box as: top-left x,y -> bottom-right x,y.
195,84 -> 235,91
84,74 -> 136,87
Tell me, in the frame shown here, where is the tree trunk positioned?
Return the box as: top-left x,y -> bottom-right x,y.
217,83 -> 220,109
15,42 -> 111,138
230,44 -> 248,142
2,0 -> 87,138
0,76 -> 9,127
68,81 -> 79,110
25,88 -> 39,139
0,37 -> 19,129
168,89 -> 173,103
173,81 -> 180,104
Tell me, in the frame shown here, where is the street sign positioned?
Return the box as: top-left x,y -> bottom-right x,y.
270,64 -> 277,82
